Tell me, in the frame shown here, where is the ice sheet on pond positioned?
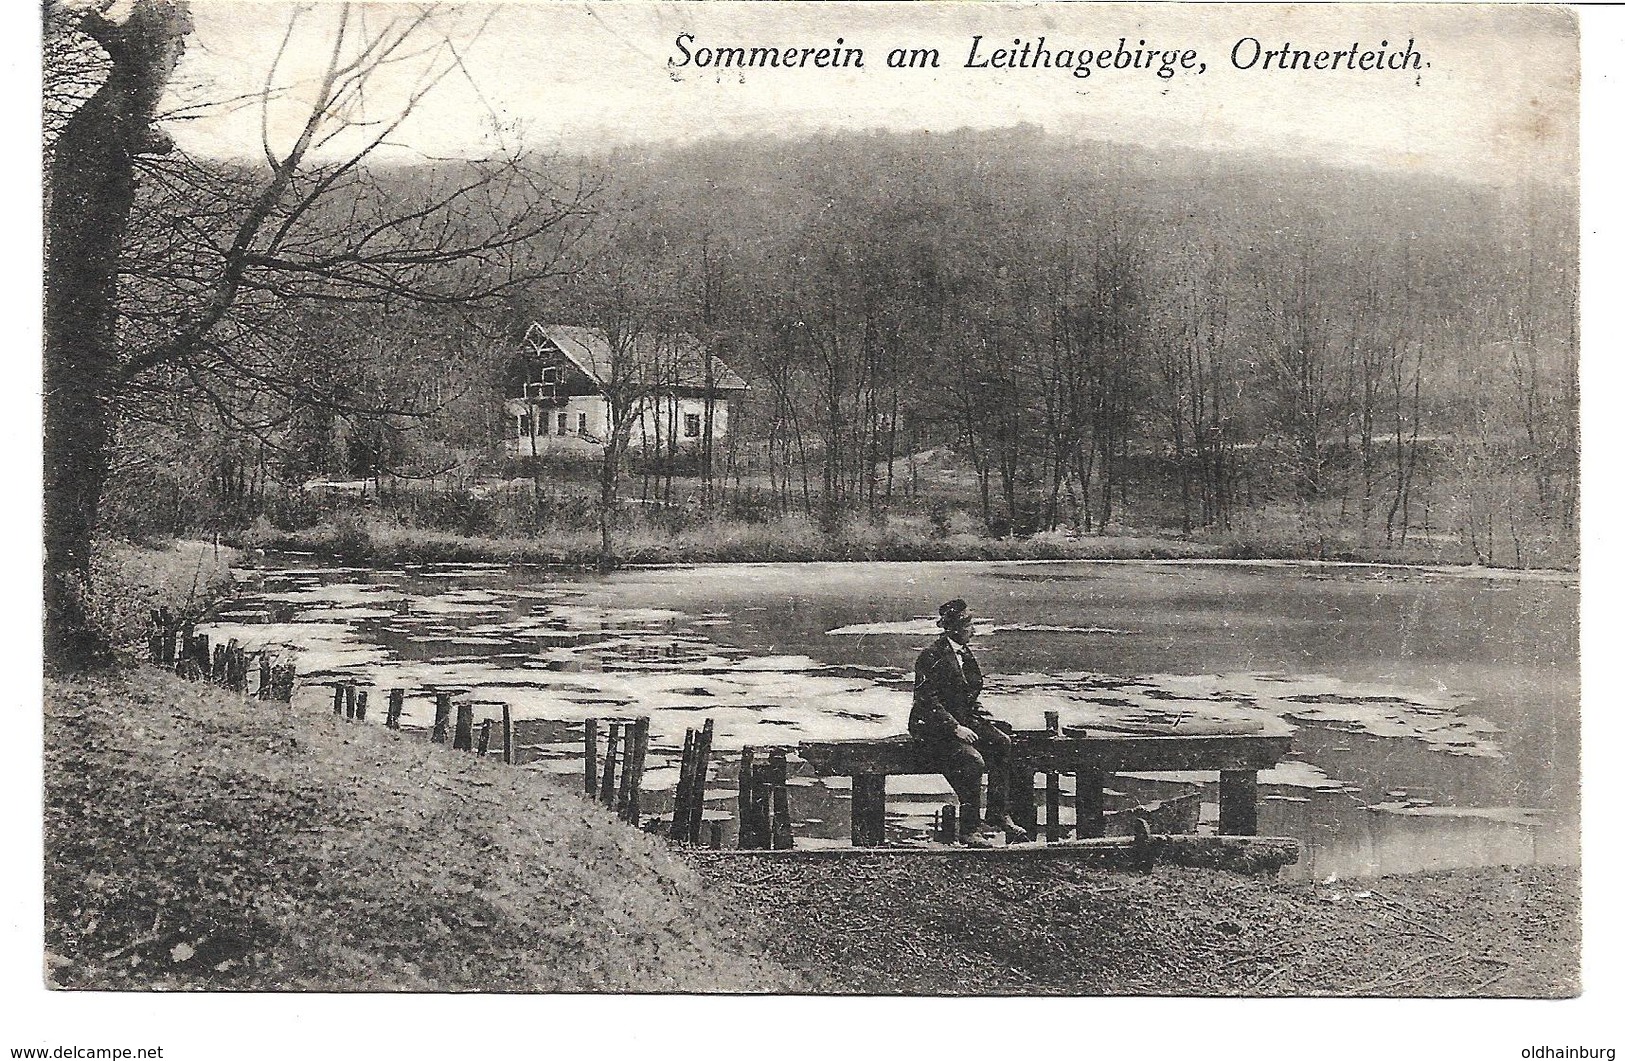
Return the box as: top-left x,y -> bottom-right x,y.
206,562 -> 1513,802
1365,802 -> 1545,825
826,618 -> 1133,636
1258,760 -> 1357,791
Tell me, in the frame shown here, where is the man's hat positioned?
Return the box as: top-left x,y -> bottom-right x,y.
937,598 -> 972,629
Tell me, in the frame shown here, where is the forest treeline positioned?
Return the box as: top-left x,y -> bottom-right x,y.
106,125 -> 1578,567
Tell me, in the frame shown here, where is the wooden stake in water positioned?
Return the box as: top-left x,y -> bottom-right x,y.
453,700 -> 474,751
386,689 -> 404,730
670,728 -> 696,841
752,771 -> 777,849
583,718 -> 599,796
621,717 -> 650,825
345,684 -> 357,720
478,719 -> 492,756
272,664 -> 296,703
355,690 -> 368,722
768,748 -> 794,850
258,653 -> 272,700
332,684 -> 345,718
615,726 -> 635,816
502,704 -> 514,766
735,747 -> 758,849
431,693 -> 451,744
599,722 -> 621,806
687,719 -> 716,845
1045,711 -> 1062,843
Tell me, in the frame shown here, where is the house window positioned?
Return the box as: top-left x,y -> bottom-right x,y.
526,369 -> 560,401
516,413 -> 531,438
683,413 -> 702,438
578,412 -> 588,435
557,412 -> 569,436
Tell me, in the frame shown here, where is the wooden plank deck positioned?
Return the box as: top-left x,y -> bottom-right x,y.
796,730 -> 1294,847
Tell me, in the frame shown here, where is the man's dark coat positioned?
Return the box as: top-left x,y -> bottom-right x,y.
909,634 -> 985,740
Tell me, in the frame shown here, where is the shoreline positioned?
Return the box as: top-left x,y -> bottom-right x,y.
232,520 -> 1578,574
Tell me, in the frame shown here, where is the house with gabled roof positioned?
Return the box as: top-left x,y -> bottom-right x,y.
501,322 -> 747,460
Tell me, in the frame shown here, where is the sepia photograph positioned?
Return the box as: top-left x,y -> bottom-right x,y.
22,0 -> 1613,1051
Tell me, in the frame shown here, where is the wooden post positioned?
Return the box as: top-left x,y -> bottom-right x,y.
1075,767 -> 1106,839
708,821 -> 724,850
599,722 -> 621,806
431,693 -> 451,743
583,718 -> 599,797
939,803 -> 958,843
735,747 -> 758,849
478,719 -> 492,756
502,704 -> 514,766
622,717 -> 650,824
453,701 -> 474,751
386,689 -> 404,730
354,691 -> 367,722
1131,812 -> 1156,873
273,664 -> 295,703
258,654 -> 272,700
768,748 -> 794,850
750,773 -> 774,849
1218,770 -> 1259,836
669,728 -> 696,840
687,719 -> 716,845
1044,712 -> 1062,842
344,684 -> 357,720
1010,769 -> 1038,838
332,684 -> 345,717
851,774 -> 887,847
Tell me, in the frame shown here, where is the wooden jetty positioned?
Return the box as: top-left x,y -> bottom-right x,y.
798,730 -> 1293,847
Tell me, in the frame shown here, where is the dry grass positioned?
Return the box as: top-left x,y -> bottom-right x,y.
86,539 -> 237,653
239,515 -> 1234,567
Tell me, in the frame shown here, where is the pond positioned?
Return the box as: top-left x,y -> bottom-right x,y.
201,555 -> 1580,880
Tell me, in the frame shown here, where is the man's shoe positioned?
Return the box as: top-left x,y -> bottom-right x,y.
958,825 -> 1003,848
995,816 -> 1031,843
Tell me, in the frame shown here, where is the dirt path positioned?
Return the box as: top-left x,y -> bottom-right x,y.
686,852 -> 1579,996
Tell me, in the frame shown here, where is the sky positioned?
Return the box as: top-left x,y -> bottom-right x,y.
168,1 -> 1579,188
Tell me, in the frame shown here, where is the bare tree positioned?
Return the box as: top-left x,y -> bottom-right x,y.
44,1 -> 594,668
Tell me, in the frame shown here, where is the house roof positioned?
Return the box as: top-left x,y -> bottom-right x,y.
524,323 -> 748,391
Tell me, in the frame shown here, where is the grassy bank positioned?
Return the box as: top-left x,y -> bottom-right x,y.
44,671 -> 797,991
235,515 -> 1521,570
686,853 -> 1579,996
85,538 -> 237,654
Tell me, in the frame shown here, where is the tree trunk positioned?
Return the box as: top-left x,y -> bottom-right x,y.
44,1 -> 191,671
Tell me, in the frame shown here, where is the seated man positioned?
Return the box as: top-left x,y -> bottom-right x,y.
908,599 -> 1030,847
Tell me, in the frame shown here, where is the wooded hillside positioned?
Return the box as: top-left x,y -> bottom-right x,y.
104,125 -> 1578,566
